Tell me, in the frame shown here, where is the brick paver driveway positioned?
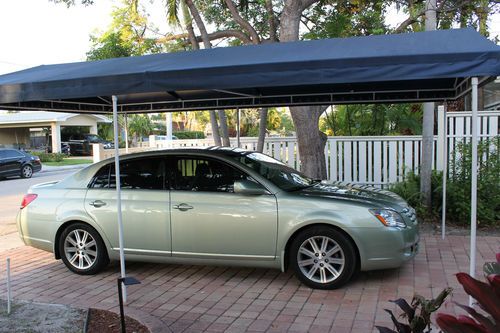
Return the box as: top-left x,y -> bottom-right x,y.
0,232 -> 498,333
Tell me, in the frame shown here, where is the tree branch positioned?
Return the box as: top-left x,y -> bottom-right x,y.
184,0 -> 211,48
156,29 -> 252,45
224,0 -> 260,44
299,0 -> 320,11
265,0 -> 278,42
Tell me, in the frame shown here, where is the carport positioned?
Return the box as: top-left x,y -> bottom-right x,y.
0,111 -> 110,152
0,27 -> 499,303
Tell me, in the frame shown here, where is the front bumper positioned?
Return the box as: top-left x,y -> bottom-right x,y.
354,222 -> 420,271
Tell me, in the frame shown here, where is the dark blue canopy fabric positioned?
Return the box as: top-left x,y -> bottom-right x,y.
0,28 -> 499,113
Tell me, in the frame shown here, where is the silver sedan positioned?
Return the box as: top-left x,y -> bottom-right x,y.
17,148 -> 419,289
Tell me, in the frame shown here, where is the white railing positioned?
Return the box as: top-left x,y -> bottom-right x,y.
93,109 -> 499,186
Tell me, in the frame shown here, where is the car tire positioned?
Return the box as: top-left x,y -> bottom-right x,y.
59,223 -> 109,275
21,165 -> 33,178
290,226 -> 357,289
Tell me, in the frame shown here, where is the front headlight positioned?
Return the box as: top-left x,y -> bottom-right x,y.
369,209 -> 406,228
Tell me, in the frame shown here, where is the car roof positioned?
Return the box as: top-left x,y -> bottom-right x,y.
102,146 -> 253,163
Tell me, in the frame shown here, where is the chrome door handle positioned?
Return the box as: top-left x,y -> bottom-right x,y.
89,200 -> 106,208
173,203 -> 193,211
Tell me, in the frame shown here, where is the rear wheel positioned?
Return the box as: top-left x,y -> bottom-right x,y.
59,223 -> 109,275
290,226 -> 357,289
21,165 -> 33,178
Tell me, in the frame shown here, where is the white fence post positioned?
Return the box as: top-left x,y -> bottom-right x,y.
92,143 -> 103,163
436,105 -> 445,171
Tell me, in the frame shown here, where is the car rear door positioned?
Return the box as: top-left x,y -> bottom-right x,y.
3,150 -> 23,176
169,155 -> 278,260
85,157 -> 171,256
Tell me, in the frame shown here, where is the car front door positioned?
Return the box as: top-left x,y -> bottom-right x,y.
169,156 -> 278,260
85,157 -> 171,256
0,151 -> 6,176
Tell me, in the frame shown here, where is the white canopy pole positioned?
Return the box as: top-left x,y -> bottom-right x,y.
237,108 -> 241,148
112,95 -> 127,302
440,104 -> 448,240
166,112 -> 173,149
124,113 -> 129,154
469,77 -> 478,306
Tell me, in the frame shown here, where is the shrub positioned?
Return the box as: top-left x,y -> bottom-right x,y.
174,131 -> 205,139
390,137 -> 499,226
29,151 -> 65,162
376,288 -> 452,333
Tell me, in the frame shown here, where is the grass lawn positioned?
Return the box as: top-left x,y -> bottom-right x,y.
44,159 -> 92,166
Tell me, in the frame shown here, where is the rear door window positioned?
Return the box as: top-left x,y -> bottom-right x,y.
4,150 -> 23,158
89,157 -> 167,190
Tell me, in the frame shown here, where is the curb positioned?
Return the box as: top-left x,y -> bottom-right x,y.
124,306 -> 172,333
83,308 -> 91,333
41,164 -> 91,173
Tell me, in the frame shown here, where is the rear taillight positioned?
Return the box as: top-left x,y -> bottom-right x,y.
21,194 -> 37,209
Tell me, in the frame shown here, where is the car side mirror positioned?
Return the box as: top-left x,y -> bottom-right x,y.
234,180 -> 269,195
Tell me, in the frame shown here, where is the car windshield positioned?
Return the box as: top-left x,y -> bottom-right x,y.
86,135 -> 103,143
232,152 -> 317,191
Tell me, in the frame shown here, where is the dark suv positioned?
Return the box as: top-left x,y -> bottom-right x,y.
63,134 -> 113,156
0,149 -> 42,179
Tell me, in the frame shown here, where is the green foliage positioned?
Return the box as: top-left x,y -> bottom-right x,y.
390,171 -> 443,218
29,152 -> 65,162
86,0 -> 165,61
447,137 -> 500,225
390,137 -> 500,226
303,1 -> 388,40
174,131 -> 205,139
376,288 -> 452,333
128,114 -> 154,141
321,104 -> 422,136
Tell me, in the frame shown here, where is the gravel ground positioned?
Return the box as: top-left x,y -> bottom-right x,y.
0,299 -> 85,333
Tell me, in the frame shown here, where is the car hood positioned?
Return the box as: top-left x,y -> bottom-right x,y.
296,181 -> 408,210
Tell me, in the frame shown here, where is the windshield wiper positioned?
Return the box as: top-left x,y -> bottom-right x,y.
287,179 -> 321,192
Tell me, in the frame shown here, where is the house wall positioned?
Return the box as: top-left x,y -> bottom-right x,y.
0,127 -> 30,148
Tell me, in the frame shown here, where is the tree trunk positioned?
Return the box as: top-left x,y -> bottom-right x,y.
218,110 -> 230,146
257,108 -> 268,152
185,0 -> 224,146
209,111 -> 221,146
290,106 -> 327,179
280,0 -> 326,179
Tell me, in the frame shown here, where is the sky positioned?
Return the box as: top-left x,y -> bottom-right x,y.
0,0 -> 499,76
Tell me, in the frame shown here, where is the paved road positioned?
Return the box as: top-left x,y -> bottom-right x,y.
0,169 -> 75,236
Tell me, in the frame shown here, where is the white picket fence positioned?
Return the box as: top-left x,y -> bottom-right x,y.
94,109 -> 499,186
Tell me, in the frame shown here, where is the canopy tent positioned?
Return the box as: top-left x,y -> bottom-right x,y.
1,28 -> 499,302
0,28 -> 499,112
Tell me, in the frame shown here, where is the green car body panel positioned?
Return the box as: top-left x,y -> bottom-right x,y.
17,148 -> 419,285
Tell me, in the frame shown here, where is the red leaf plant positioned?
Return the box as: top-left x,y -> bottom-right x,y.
436,271 -> 500,333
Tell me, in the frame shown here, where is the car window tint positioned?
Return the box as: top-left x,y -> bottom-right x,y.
4,150 -> 23,158
90,165 -> 111,188
172,157 -> 246,193
109,158 -> 166,190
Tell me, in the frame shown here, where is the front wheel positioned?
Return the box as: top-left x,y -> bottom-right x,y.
59,223 -> 109,275
21,165 -> 33,178
290,226 -> 358,289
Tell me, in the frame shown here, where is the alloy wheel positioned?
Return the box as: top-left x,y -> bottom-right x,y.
64,229 -> 98,270
296,236 -> 345,284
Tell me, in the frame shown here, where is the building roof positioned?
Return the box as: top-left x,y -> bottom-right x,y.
0,111 -> 111,125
